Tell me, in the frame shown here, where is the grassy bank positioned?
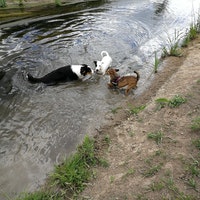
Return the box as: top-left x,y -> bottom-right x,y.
15,135 -> 108,200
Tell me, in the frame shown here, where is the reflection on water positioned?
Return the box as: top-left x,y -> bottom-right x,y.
0,0 -> 199,198
154,0 -> 169,15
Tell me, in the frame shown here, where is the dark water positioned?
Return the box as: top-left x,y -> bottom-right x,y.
0,0 -> 199,198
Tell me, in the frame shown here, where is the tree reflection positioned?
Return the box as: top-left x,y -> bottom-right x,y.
154,0 -> 169,15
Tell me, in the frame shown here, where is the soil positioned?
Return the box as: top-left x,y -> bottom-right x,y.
79,37 -> 200,199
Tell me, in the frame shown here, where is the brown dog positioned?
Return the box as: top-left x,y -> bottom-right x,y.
106,68 -> 140,95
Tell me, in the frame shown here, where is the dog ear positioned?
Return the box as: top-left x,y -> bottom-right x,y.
94,61 -> 97,67
115,69 -> 119,72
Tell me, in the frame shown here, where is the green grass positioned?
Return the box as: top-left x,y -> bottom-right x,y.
155,98 -> 169,109
168,95 -> 187,108
147,131 -> 163,144
156,95 -> 186,109
16,191 -> 61,200
162,30 -> 183,58
182,15 -> 200,47
98,158 -> 109,168
187,178 -> 197,190
149,181 -> 164,192
192,139 -> 200,150
129,105 -> 146,115
122,168 -> 135,180
51,135 -> 97,194
143,164 -> 162,177
191,116 -> 200,131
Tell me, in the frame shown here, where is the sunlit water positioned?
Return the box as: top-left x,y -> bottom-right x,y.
0,0 -> 199,198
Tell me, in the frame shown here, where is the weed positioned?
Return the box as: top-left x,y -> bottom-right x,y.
162,30 -> 183,57
16,191 -> 60,200
129,105 -> 146,115
192,139 -> 200,150
123,168 -> 135,180
98,158 -> 109,168
128,131 -> 135,137
168,95 -> 186,108
163,176 -> 179,194
175,194 -> 197,200
147,131 -> 163,144
135,194 -> 148,200
191,116 -> 200,131
104,135 -> 111,145
143,164 -> 162,177
187,162 -> 200,176
155,98 -> 169,109
156,95 -> 186,109
51,135 -> 97,193
110,176 -> 115,184
187,178 -> 197,190
182,24 -> 198,47
149,181 -> 164,191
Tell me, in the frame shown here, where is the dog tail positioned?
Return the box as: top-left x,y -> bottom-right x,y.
27,73 -> 41,84
134,71 -> 140,81
101,51 -> 109,57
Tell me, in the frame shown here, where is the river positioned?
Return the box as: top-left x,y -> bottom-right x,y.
0,0 -> 199,198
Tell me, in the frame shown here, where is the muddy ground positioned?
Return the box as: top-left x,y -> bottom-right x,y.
79,37 -> 200,199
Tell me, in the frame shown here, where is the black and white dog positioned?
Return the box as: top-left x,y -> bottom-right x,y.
27,64 -> 93,85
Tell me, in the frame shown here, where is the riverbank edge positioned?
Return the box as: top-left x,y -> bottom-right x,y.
0,0 -> 70,23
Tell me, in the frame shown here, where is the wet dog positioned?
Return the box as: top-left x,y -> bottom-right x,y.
94,51 -> 112,75
27,64 -> 93,85
106,68 -> 140,96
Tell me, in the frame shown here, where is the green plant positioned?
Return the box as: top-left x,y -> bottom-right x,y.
55,0 -> 62,6
129,105 -> 146,115
155,98 -> 169,109
123,168 -> 135,179
0,0 -> 6,7
128,131 -> 135,137
182,24 -> 198,47
149,181 -> 164,191
163,176 -> 179,194
187,178 -> 197,190
98,158 -> 109,168
51,135 -> 97,193
187,161 -> 200,176
147,131 -> 163,144
16,191 -> 60,200
191,117 -> 200,131
110,176 -> 115,183
156,95 -> 186,109
192,139 -> 200,150
143,164 -> 162,177
162,30 -> 183,57
168,95 -> 186,108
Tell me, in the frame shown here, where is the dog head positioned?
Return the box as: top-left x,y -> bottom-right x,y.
94,60 -> 105,75
106,68 -> 119,77
80,64 -> 94,80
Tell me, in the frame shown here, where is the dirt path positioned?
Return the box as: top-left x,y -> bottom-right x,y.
79,38 -> 200,199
